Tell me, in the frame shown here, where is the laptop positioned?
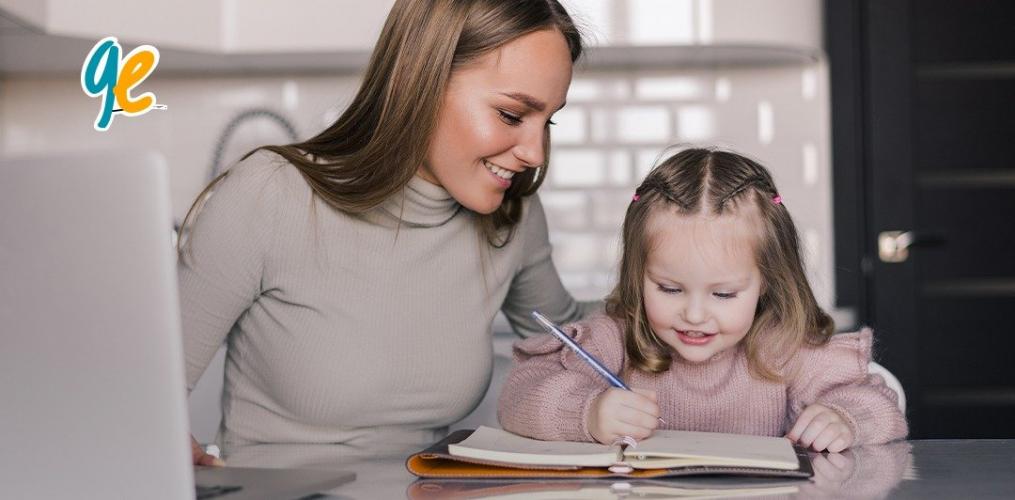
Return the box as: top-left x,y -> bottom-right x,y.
0,152 -> 355,499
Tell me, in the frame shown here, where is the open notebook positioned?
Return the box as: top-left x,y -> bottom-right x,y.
406,427 -> 812,480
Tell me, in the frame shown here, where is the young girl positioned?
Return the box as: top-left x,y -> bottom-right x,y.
498,148 -> 908,453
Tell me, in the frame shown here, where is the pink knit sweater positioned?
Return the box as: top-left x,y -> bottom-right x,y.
498,314 -> 908,445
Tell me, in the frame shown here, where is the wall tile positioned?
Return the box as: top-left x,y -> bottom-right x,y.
618,105 -> 671,143
628,0 -> 695,45
551,149 -> 607,187
551,108 -> 587,144
676,105 -> 717,141
636,76 -> 704,101
540,191 -> 588,230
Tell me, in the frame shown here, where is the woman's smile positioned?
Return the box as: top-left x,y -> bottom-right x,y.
483,159 -> 516,189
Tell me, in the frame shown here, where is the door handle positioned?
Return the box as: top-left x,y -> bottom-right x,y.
878,230 -> 945,263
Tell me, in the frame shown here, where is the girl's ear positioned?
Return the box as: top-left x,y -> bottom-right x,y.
752,267 -> 766,296
755,256 -> 768,295
756,277 -> 772,311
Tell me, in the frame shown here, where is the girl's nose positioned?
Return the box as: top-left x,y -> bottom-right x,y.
682,296 -> 708,325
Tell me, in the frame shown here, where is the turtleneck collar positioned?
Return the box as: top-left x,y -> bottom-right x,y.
377,175 -> 462,227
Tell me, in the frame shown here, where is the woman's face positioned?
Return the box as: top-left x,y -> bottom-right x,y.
420,29 -> 574,214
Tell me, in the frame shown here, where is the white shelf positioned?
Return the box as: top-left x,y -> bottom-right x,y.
0,29 -> 819,76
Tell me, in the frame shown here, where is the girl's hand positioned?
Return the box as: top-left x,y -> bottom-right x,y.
587,387 -> 660,444
787,404 -> 855,453
798,451 -> 856,496
191,435 -> 226,466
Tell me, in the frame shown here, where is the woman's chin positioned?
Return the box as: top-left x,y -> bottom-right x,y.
461,194 -> 505,214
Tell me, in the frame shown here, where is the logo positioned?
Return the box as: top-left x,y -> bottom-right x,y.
81,36 -> 166,131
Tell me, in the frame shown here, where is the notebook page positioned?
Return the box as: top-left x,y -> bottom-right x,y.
449,426 -> 618,467
626,430 -> 798,469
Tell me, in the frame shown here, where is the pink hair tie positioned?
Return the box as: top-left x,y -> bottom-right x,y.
632,194 -> 640,202
772,195 -> 783,205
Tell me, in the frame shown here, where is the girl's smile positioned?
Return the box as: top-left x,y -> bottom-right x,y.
675,329 -> 719,346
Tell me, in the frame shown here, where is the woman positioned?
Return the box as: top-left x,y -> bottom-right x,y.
181,0 -> 598,464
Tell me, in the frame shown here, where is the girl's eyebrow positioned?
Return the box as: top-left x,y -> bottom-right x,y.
710,277 -> 750,287
648,271 -> 749,288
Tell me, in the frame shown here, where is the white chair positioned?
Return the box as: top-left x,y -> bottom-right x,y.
868,361 -> 906,413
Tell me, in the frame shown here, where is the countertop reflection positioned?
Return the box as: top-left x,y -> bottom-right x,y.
220,439 -> 1015,499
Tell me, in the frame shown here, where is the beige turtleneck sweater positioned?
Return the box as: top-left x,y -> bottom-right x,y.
179,151 -> 597,454
498,314 -> 908,446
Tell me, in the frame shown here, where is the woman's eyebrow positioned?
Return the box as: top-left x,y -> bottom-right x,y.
499,92 -> 567,113
500,92 -> 544,111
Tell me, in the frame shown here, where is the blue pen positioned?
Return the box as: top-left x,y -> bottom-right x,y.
531,311 -> 666,425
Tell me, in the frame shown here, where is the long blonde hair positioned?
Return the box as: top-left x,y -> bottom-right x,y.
179,0 -> 583,250
606,148 -> 835,381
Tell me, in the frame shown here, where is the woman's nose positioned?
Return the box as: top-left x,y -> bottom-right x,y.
513,125 -> 546,169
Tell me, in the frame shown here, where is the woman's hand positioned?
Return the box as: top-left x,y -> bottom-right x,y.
787,404 -> 855,453
191,435 -> 225,466
587,388 -> 660,444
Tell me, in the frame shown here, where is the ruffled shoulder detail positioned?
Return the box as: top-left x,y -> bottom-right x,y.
513,313 -> 626,374
789,328 -> 874,391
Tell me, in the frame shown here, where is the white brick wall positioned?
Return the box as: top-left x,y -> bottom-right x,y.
0,63 -> 834,311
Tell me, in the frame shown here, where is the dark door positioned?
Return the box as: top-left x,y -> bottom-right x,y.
828,0 -> 1015,438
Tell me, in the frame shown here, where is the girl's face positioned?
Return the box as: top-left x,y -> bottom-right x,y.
642,210 -> 763,363
419,29 -> 573,214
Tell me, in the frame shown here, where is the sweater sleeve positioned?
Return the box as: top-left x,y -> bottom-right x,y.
786,329 -> 909,445
497,315 -> 624,441
500,195 -> 602,338
178,152 -> 283,392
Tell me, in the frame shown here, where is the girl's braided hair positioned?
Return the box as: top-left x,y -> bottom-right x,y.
607,147 -> 834,380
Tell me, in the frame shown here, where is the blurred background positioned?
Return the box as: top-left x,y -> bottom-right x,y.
1,0 -> 1011,440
